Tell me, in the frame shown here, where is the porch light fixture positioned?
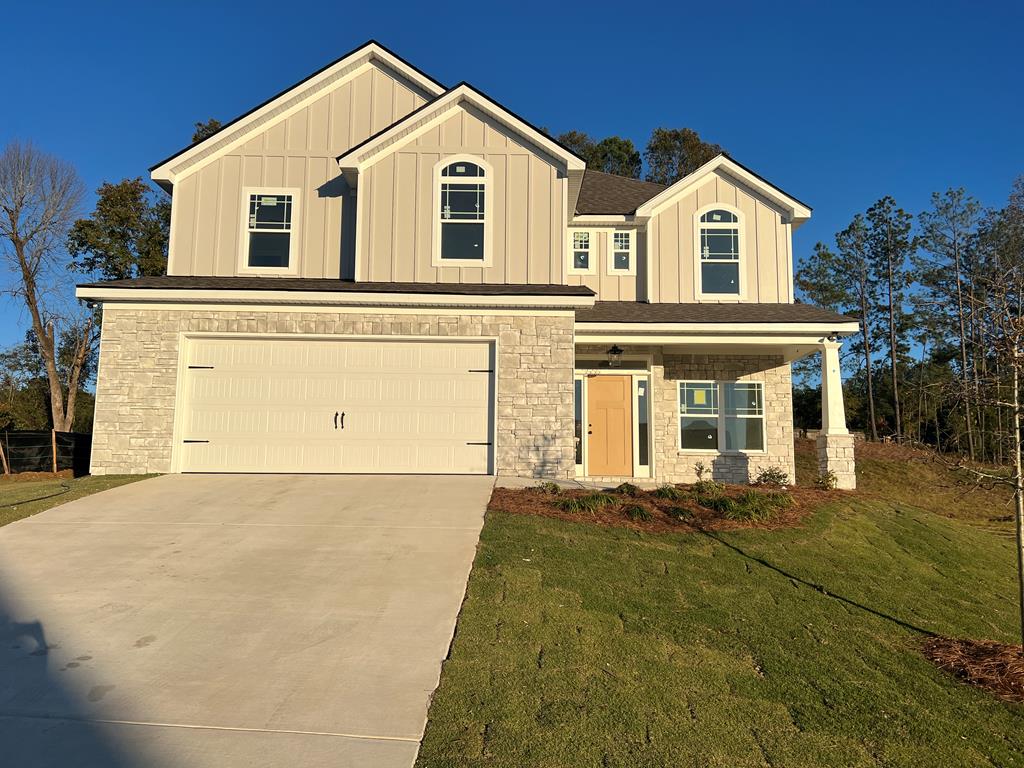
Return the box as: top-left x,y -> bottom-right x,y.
606,344 -> 624,368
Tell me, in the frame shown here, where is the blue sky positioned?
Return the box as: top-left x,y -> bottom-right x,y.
2,0 -> 1022,348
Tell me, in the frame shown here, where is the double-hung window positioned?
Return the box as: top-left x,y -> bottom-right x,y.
243,190 -> 298,271
437,159 -> 488,264
679,381 -> 765,452
569,230 -> 593,273
609,230 -> 635,275
698,208 -> 741,296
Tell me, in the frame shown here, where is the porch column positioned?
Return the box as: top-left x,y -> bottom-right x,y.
817,339 -> 857,489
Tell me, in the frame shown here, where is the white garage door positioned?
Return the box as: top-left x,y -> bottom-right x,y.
178,337 -> 494,474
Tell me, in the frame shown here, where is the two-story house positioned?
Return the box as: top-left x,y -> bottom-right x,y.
77,41 -> 859,488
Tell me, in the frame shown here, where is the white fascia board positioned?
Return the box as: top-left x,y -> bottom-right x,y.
338,84 -> 586,173
151,43 -> 444,186
571,215 -> 634,225
634,155 -> 812,223
75,285 -> 595,310
575,320 -> 859,336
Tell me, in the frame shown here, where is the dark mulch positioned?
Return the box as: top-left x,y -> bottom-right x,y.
921,636 -> 1024,703
0,470 -> 74,484
489,483 -> 843,534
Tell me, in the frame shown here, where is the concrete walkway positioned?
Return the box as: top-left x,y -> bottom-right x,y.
0,473 -> 492,767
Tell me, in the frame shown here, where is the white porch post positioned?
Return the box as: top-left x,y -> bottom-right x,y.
816,339 -> 857,489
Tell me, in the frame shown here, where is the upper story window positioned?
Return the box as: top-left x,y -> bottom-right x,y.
568,230 -> 594,274
240,188 -> 299,273
435,158 -> 490,266
697,207 -> 742,297
609,230 -> 636,275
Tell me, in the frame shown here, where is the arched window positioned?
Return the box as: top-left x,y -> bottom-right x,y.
435,157 -> 489,265
697,207 -> 743,297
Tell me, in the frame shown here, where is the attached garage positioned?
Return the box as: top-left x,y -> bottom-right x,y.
176,337 -> 494,474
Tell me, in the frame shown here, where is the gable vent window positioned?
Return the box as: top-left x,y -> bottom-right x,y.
698,208 -> 741,296
439,160 -> 487,262
242,189 -> 298,271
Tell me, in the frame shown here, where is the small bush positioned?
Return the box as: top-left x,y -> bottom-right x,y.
816,470 -> 839,491
556,492 -> 616,514
693,460 -> 710,481
621,503 -> 653,522
653,484 -> 685,501
724,490 -> 794,522
613,482 -> 643,497
752,466 -> 790,487
691,479 -> 725,497
666,506 -> 693,521
534,481 -> 562,495
697,494 -> 738,515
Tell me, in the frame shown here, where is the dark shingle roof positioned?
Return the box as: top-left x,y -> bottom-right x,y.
575,170 -> 666,215
77,275 -> 594,297
575,301 -> 856,325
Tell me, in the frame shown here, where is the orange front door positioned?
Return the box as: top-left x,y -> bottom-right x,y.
587,375 -> 632,476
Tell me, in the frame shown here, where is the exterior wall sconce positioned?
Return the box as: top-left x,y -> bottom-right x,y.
606,344 -> 624,368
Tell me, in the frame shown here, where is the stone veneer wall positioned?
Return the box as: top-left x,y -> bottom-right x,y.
654,353 -> 795,484
91,307 -> 576,478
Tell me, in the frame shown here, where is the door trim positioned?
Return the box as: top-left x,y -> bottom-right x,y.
575,370 -> 653,479
170,332 -> 498,475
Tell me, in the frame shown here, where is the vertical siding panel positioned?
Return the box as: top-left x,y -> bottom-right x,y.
393,152 -> 417,282
287,108 -> 308,152
173,176 -> 197,274
305,158 -> 327,279
736,190 -> 759,301
371,155 -> 395,281
330,80 -> 353,152
464,109 -> 485,147
361,166 -> 374,278
506,155 -> 529,282
215,156 -> 241,275
264,122 -> 286,153
660,205 -> 679,302
756,201 -> 778,303
529,157 -> 551,284
193,164 -> 220,275
350,70 -> 373,144
488,154 -> 507,283
263,156 -> 285,187
680,194 -> 699,301
307,95 -> 329,153
416,153 -> 437,282
393,84 -> 416,122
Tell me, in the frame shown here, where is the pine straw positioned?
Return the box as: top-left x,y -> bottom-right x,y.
921,636 -> 1024,703
489,484 -> 844,534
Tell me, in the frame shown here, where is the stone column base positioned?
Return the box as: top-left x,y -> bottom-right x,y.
816,433 -> 857,490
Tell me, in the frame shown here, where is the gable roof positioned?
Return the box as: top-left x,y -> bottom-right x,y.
575,170 -> 666,215
634,153 -> 812,225
335,82 -> 586,174
150,40 -> 446,190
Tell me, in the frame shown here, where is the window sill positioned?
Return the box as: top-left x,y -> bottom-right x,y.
676,448 -> 767,456
432,259 -> 492,268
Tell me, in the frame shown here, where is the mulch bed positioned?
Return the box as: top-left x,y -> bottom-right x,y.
0,470 -> 74,484
922,636 -> 1024,703
489,483 -> 843,535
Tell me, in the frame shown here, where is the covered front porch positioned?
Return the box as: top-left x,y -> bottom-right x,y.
572,318 -> 858,489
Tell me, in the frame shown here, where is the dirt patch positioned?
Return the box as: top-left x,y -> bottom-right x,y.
0,470 -> 74,484
489,483 -> 846,535
921,636 -> 1024,703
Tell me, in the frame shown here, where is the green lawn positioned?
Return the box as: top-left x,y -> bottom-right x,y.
0,474 -> 152,527
418,455 -> 1024,766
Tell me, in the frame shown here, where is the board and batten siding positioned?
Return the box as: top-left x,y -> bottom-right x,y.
359,107 -> 567,285
646,171 -> 794,303
168,65 -> 427,279
565,228 -> 641,302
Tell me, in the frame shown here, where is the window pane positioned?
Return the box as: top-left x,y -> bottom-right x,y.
573,251 -> 590,270
702,262 -> 740,294
681,417 -> 718,449
725,417 -> 764,451
441,183 -> 484,220
700,208 -> 738,223
247,231 -> 290,267
441,222 -> 484,260
574,379 -> 583,465
680,382 -> 717,415
613,231 -> 631,250
701,230 -> 739,259
724,383 -> 764,416
637,379 -> 649,467
573,231 -> 590,250
249,194 -> 292,230
614,252 -> 630,270
442,162 -> 483,177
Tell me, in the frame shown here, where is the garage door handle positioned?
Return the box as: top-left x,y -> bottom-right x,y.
334,411 -> 339,430
339,412 -> 345,430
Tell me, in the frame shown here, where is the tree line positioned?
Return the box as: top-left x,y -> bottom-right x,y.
795,178 -> 1024,464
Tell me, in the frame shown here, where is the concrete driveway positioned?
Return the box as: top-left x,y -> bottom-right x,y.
0,473 -> 492,767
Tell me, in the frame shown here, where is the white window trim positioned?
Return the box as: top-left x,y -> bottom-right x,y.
693,203 -> 746,301
567,229 -> 596,275
431,155 -> 493,268
607,229 -> 637,276
238,187 -> 301,276
677,379 -> 766,454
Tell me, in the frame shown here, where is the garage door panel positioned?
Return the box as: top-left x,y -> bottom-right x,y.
180,338 -> 494,474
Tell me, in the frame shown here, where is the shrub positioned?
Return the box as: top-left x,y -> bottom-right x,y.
613,482 -> 643,497
666,506 -> 693,522
816,470 -> 839,491
653,484 -> 685,501
724,490 -> 794,522
693,460 -> 710,481
691,479 -> 725,497
556,492 -> 616,514
752,466 -> 790,487
621,503 -> 653,522
697,494 -> 738,515
534,481 -> 562,495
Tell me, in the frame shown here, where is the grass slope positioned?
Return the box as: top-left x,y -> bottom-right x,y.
418,454 -> 1024,767
0,475 -> 151,528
